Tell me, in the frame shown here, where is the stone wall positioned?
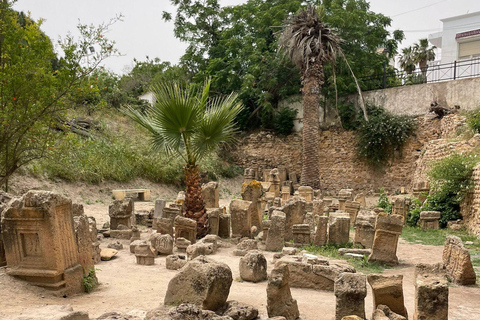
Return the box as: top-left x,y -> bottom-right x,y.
465,164 -> 480,236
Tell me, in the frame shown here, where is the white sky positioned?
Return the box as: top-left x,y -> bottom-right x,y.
12,0 -> 480,75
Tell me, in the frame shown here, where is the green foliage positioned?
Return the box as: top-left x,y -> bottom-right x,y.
356,105 -> 416,165
338,103 -> 361,130
425,153 -> 480,227
377,188 -> 392,213
401,226 -> 480,247
274,107 -> 298,136
467,108 -> 480,134
406,196 -> 423,227
82,268 -> 98,293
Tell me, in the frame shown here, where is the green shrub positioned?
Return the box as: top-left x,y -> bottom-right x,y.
338,102 -> 361,130
274,106 -> 298,136
82,268 -> 98,293
467,108 -> 480,134
357,105 -> 416,165
377,188 -> 392,213
406,196 -> 423,226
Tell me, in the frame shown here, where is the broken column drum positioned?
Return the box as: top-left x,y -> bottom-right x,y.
135,243 -> 155,266
1,191 -> 83,293
174,216 -> 197,244
368,213 -> 403,266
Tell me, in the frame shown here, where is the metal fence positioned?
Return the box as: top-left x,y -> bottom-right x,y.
358,57 -> 480,91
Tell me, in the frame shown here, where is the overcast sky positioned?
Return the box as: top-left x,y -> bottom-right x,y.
12,0 -> 480,75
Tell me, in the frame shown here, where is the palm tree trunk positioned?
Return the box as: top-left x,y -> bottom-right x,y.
300,60 -> 322,189
184,163 -> 208,238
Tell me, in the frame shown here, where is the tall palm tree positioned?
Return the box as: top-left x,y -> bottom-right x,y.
125,80 -> 243,237
399,46 -> 416,75
413,38 -> 436,81
277,5 -> 341,189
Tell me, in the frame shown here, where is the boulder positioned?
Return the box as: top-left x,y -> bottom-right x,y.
239,251 -> 267,283
266,264 -> 300,320
166,254 -> 188,271
442,235 -> 476,285
100,248 -> 118,261
150,233 -> 174,255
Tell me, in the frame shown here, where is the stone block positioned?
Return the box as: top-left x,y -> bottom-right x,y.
230,199 -> 255,238
234,239 -> 258,256
242,180 -> 264,229
281,196 -> 307,241
314,216 -> 328,246
207,208 -> 221,236
165,254 -> 187,270
202,181 -> 219,208
266,211 -> 286,252
266,264 -> 299,320
218,213 -> 231,238
335,273 -> 367,320
354,210 -> 376,249
292,224 -> 311,247
419,211 -> 441,230
150,233 -> 174,255
239,250 -> 267,283
368,213 -> 403,266
101,248 -> 118,261
414,263 -> 448,320
175,237 -> 191,253
130,240 -> 147,254
329,213 -> 350,245
186,242 -> 215,259
298,186 -> 313,201
443,235 -> 476,285
109,198 -> 133,230
135,243 -> 155,265
174,216 -> 197,244
367,274 -> 408,318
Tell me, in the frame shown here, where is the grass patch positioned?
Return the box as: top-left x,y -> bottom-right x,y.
400,226 -> 480,247
301,243 -> 388,274
82,268 -> 99,293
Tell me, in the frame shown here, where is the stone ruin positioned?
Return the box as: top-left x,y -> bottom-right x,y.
265,211 -> 286,251
229,199 -> 254,238
266,263 -> 300,320
239,250 -> 267,283
1,191 -> 85,295
368,213 -> 404,266
174,215 -> 197,244
328,212 -> 350,246
135,243 -> 156,266
419,211 -> 441,230
108,198 -> 134,239
414,263 -> 448,320
207,207 -> 221,236
202,181 -> 219,209
298,186 -> 313,201
354,209 -> 376,249
367,274 -> 408,319
344,201 -> 361,226
334,272 -> 367,320
442,235 -> 476,285
413,181 -> 430,202
241,180 -> 264,229
391,196 -> 411,222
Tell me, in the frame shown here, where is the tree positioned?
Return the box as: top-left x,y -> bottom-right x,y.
124,80 -> 243,237
413,38 -> 436,81
0,2 -> 119,191
278,5 -> 341,188
399,46 -> 416,75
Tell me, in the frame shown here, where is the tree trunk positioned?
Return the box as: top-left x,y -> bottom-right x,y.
300,60 -> 322,189
419,60 -> 428,83
184,163 -> 208,238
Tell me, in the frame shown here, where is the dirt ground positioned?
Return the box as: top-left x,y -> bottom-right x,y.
1,177 -> 479,320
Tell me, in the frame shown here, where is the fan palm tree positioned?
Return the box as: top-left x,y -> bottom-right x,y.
124,79 -> 243,237
413,38 -> 436,81
399,46 -> 416,75
278,5 -> 366,188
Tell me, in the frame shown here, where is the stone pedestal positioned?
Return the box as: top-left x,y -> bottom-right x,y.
338,199 -> 346,211
175,237 -> 191,253
392,197 -> 411,221
368,213 -> 403,266
135,243 -> 155,265
202,181 -> 219,208
207,208 -> 221,235
334,273 -> 367,320
266,264 -> 300,320
298,186 -> 313,201
109,198 -> 134,230
2,191 -> 83,294
314,216 -> 328,246
242,181 -> 264,229
419,211 -> 441,230
268,168 -> 281,197
261,220 -> 271,244
414,263 -> 448,320
229,199 -> 254,238
328,213 -> 350,245
164,206 -> 182,220
443,235 -> 476,285
345,201 -> 361,226
292,224 -> 311,247
338,189 -> 353,201
367,274 -> 408,319
281,186 -> 291,204
243,168 -> 257,184
266,211 -> 286,252
174,216 -> 197,244
156,217 -> 174,236
413,181 -> 430,202
354,210 -> 376,249
312,200 -> 324,216
282,196 -> 307,241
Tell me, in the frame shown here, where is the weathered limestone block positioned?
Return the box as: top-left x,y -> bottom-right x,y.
413,181 -> 429,202
156,217 -> 174,236
328,213 -> 350,245
267,168 -> 281,197
442,235 -> 476,285
338,199 -> 346,211
314,216 -> 328,246
218,213 -> 231,238
164,256 -> 233,311
292,224 -> 311,247
201,234 -> 219,252
230,199 -> 254,238
186,242 -> 215,259
335,273 -> 367,320
219,300 -> 259,320
107,240 -> 123,250
100,248 -> 118,261
87,217 -> 101,263
354,193 -> 366,208
262,220 -> 271,244
367,274 -> 408,318
281,196 -> 307,241
391,197 -> 411,221
419,211 -> 441,230
374,305 -> 406,320
312,199 -> 324,216
275,256 -> 355,291
207,208 -> 222,236
345,201 -> 361,226
175,237 -> 191,253
266,211 -> 286,252
150,233 -> 174,255
174,216 -> 197,244
338,248 -> 372,257
234,239 -> 258,256
282,186 -> 291,203
202,181 -> 219,209
242,181 -> 264,229
414,263 -> 448,320
298,186 -> 313,201
1,191 -> 83,294
368,213 -> 403,266
130,240 -> 147,254
338,189 -> 353,201
244,167 -> 257,184
164,206 -> 182,220
354,210 -> 376,249
239,250 -> 267,283
266,264 -> 300,320
165,254 -> 188,270
73,212 -> 95,274
135,243 -> 156,265
109,198 -> 134,230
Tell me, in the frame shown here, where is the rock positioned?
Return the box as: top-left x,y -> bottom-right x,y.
414,263 -> 448,320
282,247 -> 297,255
166,254 -> 188,270
100,248 -> 118,261
367,274 -> 407,319
442,235 -> 476,285
234,239 -> 258,256
368,213 -> 403,266
335,273 -> 367,320
202,181 -> 220,208
186,242 -> 215,259
150,233 -> 174,255
164,256 -> 233,311
230,199 -> 255,238
281,196 -> 307,241
328,213 -> 350,245
266,264 -> 300,320
375,305 -> 406,320
9,305 -> 90,320
145,304 -> 233,320
135,243 -> 156,265
341,316 -> 364,320
266,211 -> 286,252
219,301 -> 259,320
239,251 -> 267,283
96,312 -> 142,319
130,240 -> 147,254
107,241 -> 124,250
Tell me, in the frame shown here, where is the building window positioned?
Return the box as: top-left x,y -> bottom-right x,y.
458,38 -> 480,60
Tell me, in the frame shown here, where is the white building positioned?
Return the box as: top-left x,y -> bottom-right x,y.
428,11 -> 480,81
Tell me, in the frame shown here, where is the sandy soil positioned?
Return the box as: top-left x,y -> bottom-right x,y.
1,177 -> 479,320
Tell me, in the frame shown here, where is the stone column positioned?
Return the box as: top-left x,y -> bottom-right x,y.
392,197 -> 411,221
367,274 -> 408,318
354,210 -> 376,249
344,201 -> 361,226
241,181 -> 264,229
314,216 -> 328,246
334,273 -> 367,320
328,213 -> 350,245
414,263 -> 448,320
202,181 -> 219,208
207,208 -> 222,235
266,264 -> 300,320
218,213 -> 231,238
368,213 -> 403,266
298,186 -> 314,201
282,196 -> 307,241
109,198 -> 134,230
266,211 -> 286,252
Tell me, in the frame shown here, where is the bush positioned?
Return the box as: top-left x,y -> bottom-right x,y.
274,106 -> 298,136
357,105 -> 416,165
467,108 -> 480,134
377,188 -> 392,213
82,268 -> 98,293
406,196 -> 423,227
338,102 -> 361,130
